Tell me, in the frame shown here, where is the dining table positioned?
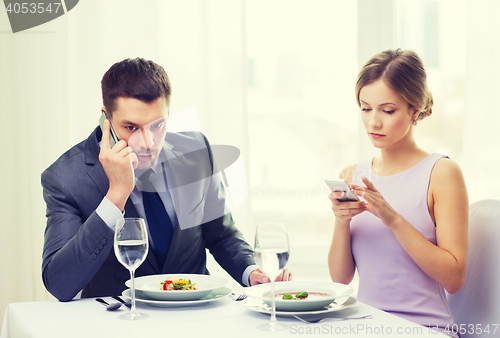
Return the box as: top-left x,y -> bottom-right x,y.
1,286 -> 448,338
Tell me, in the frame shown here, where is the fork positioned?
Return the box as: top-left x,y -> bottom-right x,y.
231,292 -> 247,301
293,314 -> 373,324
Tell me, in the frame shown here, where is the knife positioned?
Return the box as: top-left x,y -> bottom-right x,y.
112,296 -> 131,309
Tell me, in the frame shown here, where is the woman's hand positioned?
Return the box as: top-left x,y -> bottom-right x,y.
350,175 -> 401,227
328,190 -> 366,225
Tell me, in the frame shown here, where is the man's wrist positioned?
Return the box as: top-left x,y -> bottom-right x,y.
105,188 -> 129,211
96,196 -> 124,231
242,265 -> 258,287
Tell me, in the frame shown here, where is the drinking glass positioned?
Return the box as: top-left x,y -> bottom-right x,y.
114,218 -> 149,320
254,222 -> 290,331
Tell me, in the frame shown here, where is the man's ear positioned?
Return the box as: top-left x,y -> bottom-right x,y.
102,107 -> 113,121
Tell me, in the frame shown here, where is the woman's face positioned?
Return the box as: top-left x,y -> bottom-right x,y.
359,79 -> 418,149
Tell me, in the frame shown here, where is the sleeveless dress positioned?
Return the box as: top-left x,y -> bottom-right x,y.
350,153 -> 458,338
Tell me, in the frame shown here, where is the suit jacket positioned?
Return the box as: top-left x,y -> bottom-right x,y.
41,127 -> 255,301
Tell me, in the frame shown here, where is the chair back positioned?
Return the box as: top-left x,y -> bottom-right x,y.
447,199 -> 500,337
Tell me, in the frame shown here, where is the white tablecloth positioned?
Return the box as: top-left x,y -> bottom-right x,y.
1,288 -> 447,338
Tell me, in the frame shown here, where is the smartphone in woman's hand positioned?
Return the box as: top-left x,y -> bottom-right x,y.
325,179 -> 359,202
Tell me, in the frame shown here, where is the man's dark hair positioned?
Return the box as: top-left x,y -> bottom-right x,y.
101,57 -> 172,114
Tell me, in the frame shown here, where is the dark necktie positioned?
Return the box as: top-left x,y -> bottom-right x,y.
139,169 -> 173,267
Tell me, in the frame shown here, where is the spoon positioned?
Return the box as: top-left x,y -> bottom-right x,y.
95,298 -> 122,311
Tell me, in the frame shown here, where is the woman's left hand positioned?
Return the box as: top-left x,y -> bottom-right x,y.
350,175 -> 401,227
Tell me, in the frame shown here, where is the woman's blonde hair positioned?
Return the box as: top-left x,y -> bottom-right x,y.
355,49 -> 433,121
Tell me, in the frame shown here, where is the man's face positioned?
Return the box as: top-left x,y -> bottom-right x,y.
107,96 -> 169,170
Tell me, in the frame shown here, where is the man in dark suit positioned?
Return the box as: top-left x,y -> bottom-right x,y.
41,58 -> 290,301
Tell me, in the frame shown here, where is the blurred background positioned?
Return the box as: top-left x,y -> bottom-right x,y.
1,0 -> 499,329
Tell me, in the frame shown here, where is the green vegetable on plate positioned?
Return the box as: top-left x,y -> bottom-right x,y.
282,291 -> 309,300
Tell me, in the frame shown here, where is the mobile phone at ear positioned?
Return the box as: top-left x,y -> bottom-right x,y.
325,179 -> 359,202
98,111 -> 118,148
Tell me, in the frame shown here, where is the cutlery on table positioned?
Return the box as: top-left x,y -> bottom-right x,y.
95,298 -> 122,311
112,296 -> 131,309
293,314 -> 373,324
231,292 -> 247,301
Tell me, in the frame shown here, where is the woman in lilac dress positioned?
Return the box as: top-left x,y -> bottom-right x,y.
327,49 -> 468,338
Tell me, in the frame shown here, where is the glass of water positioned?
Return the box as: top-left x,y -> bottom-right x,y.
114,218 -> 149,320
254,222 -> 290,331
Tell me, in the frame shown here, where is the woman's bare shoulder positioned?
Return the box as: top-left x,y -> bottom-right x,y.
430,157 -> 467,202
339,163 -> 358,183
432,157 -> 464,181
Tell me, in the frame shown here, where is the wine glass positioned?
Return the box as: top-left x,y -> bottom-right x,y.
254,222 -> 290,331
114,218 -> 149,320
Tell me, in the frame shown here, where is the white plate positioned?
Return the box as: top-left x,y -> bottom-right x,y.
242,295 -> 357,316
122,286 -> 231,308
245,281 -> 353,311
125,274 -> 228,301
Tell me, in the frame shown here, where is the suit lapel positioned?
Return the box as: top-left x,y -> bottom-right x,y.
87,163 -> 109,197
85,128 -> 109,197
157,141 -> 211,272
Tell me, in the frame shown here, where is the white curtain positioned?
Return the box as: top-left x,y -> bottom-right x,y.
462,0 -> 500,202
1,0 -> 500,330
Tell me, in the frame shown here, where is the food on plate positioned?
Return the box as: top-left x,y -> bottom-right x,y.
295,291 -> 308,299
274,291 -> 333,300
280,291 -> 309,300
160,278 -> 196,291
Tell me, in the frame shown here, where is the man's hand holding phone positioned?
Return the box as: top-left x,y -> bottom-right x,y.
99,119 -> 138,211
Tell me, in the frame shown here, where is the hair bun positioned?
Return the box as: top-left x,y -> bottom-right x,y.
418,91 -> 433,120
